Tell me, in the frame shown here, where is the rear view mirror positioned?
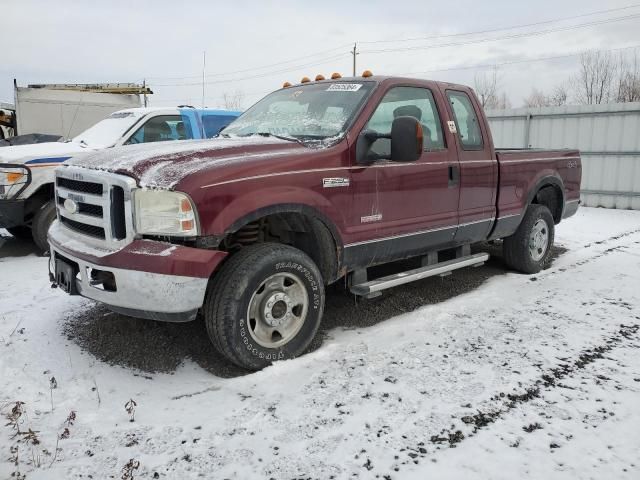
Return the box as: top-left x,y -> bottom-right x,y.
390,116 -> 423,162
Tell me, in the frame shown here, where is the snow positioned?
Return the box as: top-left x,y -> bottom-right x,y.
1,206 -> 639,479
68,136 -> 304,189
71,112 -> 144,149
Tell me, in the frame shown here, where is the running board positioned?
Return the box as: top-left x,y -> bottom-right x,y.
350,253 -> 489,297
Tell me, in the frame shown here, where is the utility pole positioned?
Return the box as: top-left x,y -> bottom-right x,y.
143,79 -> 148,107
202,51 -> 206,109
351,43 -> 359,77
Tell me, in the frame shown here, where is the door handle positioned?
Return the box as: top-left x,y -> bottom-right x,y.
448,165 -> 459,187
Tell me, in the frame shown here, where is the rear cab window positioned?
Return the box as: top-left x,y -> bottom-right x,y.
203,115 -> 240,138
446,91 -> 483,150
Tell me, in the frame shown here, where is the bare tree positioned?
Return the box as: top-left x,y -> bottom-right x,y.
524,88 -> 550,108
221,90 -> 244,110
572,51 -> 617,104
474,67 -> 499,108
616,51 -> 640,103
548,84 -> 569,106
474,67 -> 511,109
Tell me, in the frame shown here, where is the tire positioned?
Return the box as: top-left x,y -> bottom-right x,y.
31,200 -> 57,253
6,226 -> 32,240
503,204 -> 555,274
204,242 -> 325,370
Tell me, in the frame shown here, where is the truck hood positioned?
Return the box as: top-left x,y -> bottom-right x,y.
68,136 -> 308,189
0,141 -> 92,165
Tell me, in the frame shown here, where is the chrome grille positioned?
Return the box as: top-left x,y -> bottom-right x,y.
55,166 -> 137,249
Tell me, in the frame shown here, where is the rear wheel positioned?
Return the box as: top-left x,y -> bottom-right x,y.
204,242 -> 325,370
503,204 -> 554,274
6,226 -> 32,240
31,200 -> 57,253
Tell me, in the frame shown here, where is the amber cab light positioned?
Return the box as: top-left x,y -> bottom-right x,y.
331,72 -> 342,79
300,76 -> 311,83
362,70 -> 373,78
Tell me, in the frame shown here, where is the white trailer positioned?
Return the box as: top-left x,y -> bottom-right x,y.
12,82 -> 145,139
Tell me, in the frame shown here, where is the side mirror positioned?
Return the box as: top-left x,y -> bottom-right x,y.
390,116 -> 423,162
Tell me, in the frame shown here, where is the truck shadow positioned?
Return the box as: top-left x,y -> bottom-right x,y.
63,243 -> 567,379
0,232 -> 40,258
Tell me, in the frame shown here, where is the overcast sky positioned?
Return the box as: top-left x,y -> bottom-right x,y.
2,0 -> 639,109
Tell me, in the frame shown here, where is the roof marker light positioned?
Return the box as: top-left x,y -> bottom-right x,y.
315,74 -> 325,81
331,72 -> 342,79
362,70 -> 373,78
300,76 -> 311,83
282,81 -> 292,88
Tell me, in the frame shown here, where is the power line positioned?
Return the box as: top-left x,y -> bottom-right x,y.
151,44 -> 640,107
362,14 -> 640,54
398,44 -> 640,77
151,13 -> 639,89
143,4 -> 639,83
359,3 -> 640,45
154,52 -> 350,87
145,43 -> 352,82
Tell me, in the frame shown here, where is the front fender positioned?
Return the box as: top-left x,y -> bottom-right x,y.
204,185 -> 345,240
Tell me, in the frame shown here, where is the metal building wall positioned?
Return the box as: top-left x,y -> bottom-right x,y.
486,102 -> 640,210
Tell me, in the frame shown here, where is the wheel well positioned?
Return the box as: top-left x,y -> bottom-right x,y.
219,212 -> 342,283
532,184 -> 563,224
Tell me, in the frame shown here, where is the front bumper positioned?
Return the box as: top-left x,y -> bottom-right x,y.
48,221 -> 228,322
0,199 -> 26,228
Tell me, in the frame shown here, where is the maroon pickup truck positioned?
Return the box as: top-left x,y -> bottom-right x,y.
48,74 -> 581,369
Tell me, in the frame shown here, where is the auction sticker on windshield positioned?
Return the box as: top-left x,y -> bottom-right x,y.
326,83 -> 362,92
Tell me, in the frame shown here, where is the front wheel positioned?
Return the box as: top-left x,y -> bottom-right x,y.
32,200 -> 57,253
204,242 -> 325,370
503,204 -> 555,274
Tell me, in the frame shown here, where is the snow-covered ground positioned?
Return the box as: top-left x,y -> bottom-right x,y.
1,207 -> 639,479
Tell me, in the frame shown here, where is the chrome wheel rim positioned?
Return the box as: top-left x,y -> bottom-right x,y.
246,272 -> 308,348
529,218 -> 549,262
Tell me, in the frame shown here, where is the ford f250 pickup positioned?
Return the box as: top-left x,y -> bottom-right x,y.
48,74 -> 581,370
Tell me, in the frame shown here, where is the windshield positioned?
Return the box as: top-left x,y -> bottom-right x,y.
72,111 -> 142,148
222,81 -> 374,144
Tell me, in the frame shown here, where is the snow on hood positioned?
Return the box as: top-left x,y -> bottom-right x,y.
0,141 -> 91,164
68,136 -> 305,189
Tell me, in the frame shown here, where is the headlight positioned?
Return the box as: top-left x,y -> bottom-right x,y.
134,190 -> 199,236
0,164 -> 29,200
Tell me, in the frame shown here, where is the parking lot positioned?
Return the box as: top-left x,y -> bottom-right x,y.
0,206 -> 639,479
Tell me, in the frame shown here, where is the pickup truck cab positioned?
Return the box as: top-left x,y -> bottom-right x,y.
0,106 -> 240,250
48,74 -> 581,369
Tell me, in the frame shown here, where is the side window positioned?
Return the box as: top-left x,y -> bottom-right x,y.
202,115 -> 238,138
446,91 -> 483,150
365,86 -> 445,157
126,115 -> 186,144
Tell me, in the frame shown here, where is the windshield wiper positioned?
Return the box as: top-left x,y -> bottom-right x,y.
250,132 -> 305,145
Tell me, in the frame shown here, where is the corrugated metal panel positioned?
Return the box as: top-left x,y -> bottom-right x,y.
487,102 -> 640,210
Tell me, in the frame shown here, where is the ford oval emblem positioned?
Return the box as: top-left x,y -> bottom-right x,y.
64,198 -> 79,214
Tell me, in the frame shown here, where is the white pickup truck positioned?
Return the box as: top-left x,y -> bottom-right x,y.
0,106 -> 240,250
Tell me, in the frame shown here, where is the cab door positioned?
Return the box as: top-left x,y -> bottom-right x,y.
347,85 -> 460,264
443,89 -> 498,243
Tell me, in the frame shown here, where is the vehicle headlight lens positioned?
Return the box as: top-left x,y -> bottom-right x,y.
0,165 -> 28,199
134,190 -> 199,236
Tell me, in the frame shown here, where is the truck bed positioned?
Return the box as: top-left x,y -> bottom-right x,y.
490,148 -> 581,239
